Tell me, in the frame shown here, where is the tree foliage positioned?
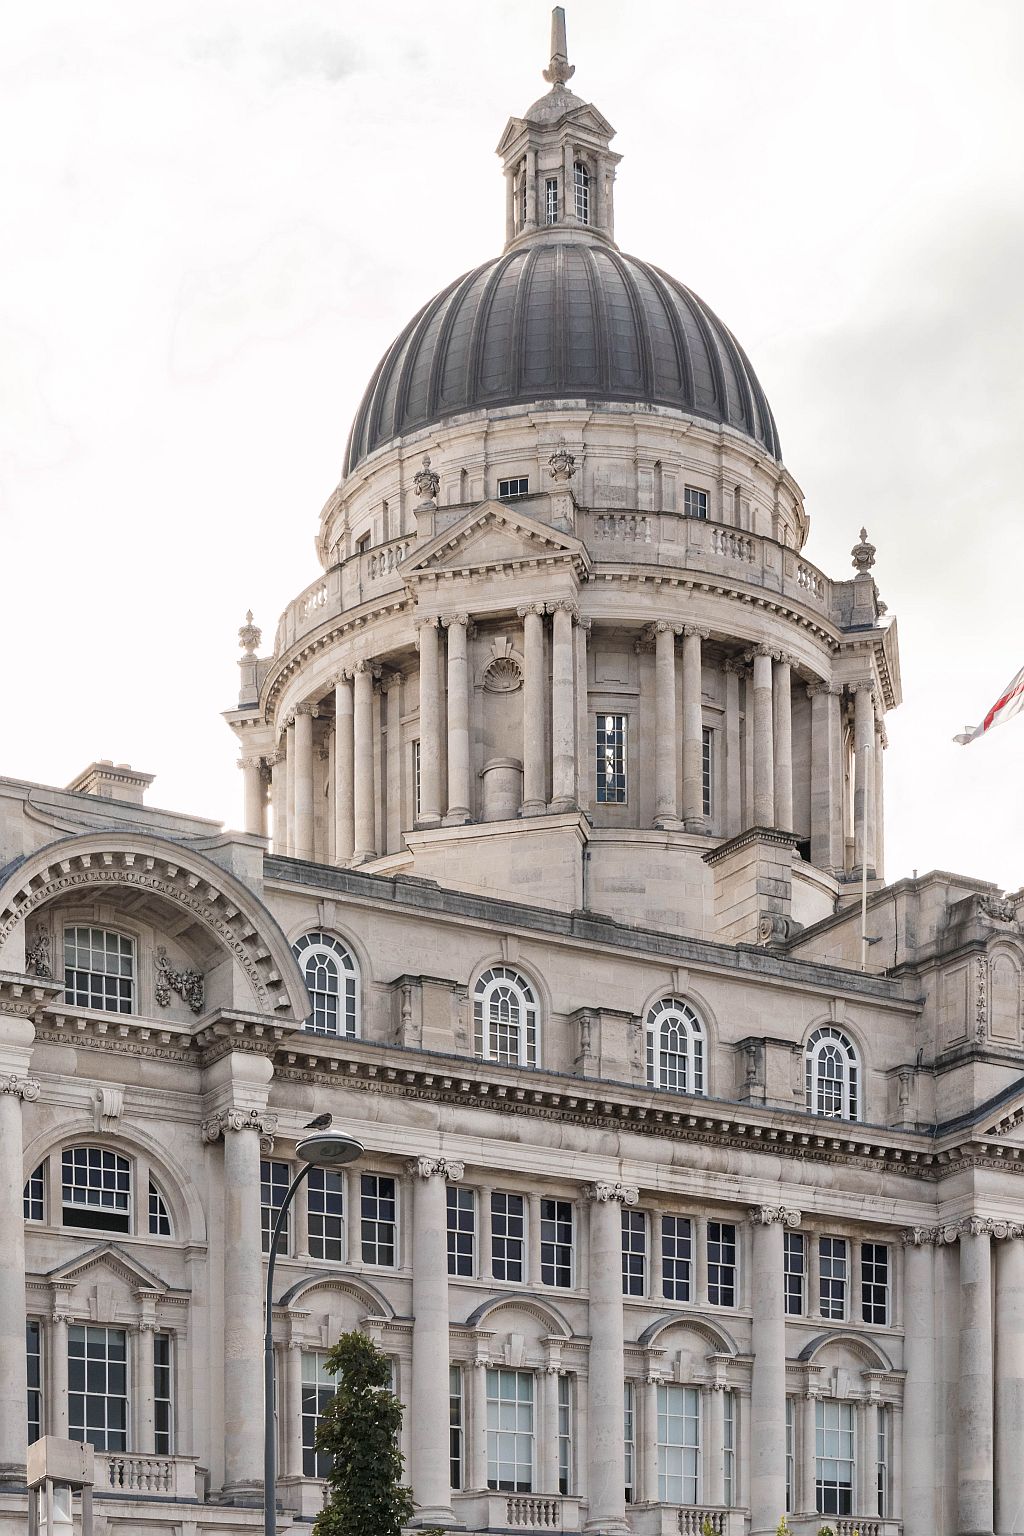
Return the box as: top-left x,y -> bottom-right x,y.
312,1330 -> 415,1536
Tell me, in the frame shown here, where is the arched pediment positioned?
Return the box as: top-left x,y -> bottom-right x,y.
463,1292 -> 573,1339
277,1271 -> 396,1320
797,1331 -> 893,1371
636,1314 -> 739,1356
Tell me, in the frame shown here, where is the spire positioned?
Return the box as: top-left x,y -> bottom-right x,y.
542,7 -> 575,87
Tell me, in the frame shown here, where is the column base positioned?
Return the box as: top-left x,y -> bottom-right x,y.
442,809 -> 472,826
549,796 -> 577,813
410,1509 -> 462,1529
211,1480 -> 263,1507
683,815 -> 708,833
414,815 -> 443,830
583,1517 -> 630,1535
520,800 -> 547,817
353,848 -> 379,863
653,813 -> 682,830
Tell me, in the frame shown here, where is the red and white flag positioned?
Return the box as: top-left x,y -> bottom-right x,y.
955,662 -> 1024,744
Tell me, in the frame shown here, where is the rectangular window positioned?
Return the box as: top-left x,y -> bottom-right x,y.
624,1381 -> 636,1504
702,726 -> 714,820
557,1374 -> 574,1494
27,1321 -> 41,1443
360,1174 -> 397,1266
723,1390 -> 736,1508
573,161 -> 590,224
302,1351 -> 337,1478
661,1215 -> 692,1302
861,1242 -> 890,1325
447,1186 -> 475,1277
684,485 -> 709,520
877,1404 -> 889,1516
24,1164 -> 44,1222
707,1221 -> 737,1307
355,530 -> 370,555
540,1199 -> 574,1288
785,1397 -> 795,1513
784,1231 -> 805,1316
261,1160 -> 291,1255
518,170 -> 527,231
657,1383 -> 700,1504
64,926 -> 135,1014
308,1167 -> 345,1262
62,1147 -> 131,1234
596,713 -> 627,803
815,1399 -> 854,1515
497,477 -> 529,500
491,1192 -> 526,1282
486,1367 -> 534,1492
545,177 -> 559,224
819,1236 -> 848,1320
621,1209 -> 646,1297
450,1365 -> 464,1490
154,1333 -> 173,1455
68,1325 -> 128,1452
412,739 -> 421,818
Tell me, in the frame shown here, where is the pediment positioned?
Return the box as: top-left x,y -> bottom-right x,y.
496,102 -> 616,153
404,502 -> 588,582
47,1241 -> 169,1294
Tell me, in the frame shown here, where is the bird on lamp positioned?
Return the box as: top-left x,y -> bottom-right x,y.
304,1112 -> 333,1130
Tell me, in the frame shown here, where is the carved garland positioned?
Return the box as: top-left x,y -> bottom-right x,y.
155,947 -> 205,1015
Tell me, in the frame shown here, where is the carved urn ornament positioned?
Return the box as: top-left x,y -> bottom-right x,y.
238,609 -> 261,654
548,437 -> 577,483
851,527 -> 876,573
413,454 -> 440,506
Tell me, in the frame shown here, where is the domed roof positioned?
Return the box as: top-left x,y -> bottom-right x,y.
343,239 -> 781,475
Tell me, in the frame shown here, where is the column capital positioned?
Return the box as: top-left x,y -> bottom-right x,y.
746,643 -> 781,662
877,724 -> 890,749
583,1181 -> 639,1206
722,655 -> 749,676
440,612 -> 470,629
333,669 -> 354,686
413,614 -> 440,632
517,602 -> 546,618
237,755 -> 266,772
265,748 -> 285,768
774,650 -> 798,670
749,1204 -> 802,1227
377,669 -> 404,693
578,615 -> 593,635
848,680 -> 877,701
201,1107 -> 278,1148
546,599 -> 579,620
293,701 -> 318,718
901,1225 -> 942,1247
683,624 -> 710,641
0,1073 -> 40,1101
806,680 -> 843,698
408,1155 -> 465,1182
646,620 -> 682,637
352,657 -> 378,675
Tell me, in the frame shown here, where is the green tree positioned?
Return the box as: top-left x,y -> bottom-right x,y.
312,1330 -> 415,1536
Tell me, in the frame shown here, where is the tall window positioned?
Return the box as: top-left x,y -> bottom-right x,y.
646,998 -> 705,1095
805,1027 -> 859,1121
684,486 -> 709,520
596,714 -> 627,803
302,1352 -> 337,1478
474,967 -> 539,1067
784,1231 -> 805,1316
486,1368 -> 534,1492
622,1208 -> 646,1296
661,1215 -> 692,1301
154,1334 -> 173,1454
450,1366 -> 464,1489
707,1222 -> 737,1307
785,1397 -> 795,1513
24,1164 -> 44,1222
360,1174 -> 397,1265
702,726 -> 714,820
877,1404 -> 890,1515
557,1375 -> 574,1493
26,1322 -> 41,1442
447,1186 -> 475,1277
624,1381 -> 636,1504
308,1167 -> 345,1261
292,932 -> 359,1038
657,1383 -> 700,1503
861,1242 -> 890,1324
819,1236 -> 847,1320
64,927 -> 135,1014
261,1159 -> 291,1254
149,1180 -> 172,1237
545,177 -> 559,224
815,1399 -> 854,1515
540,1199 -> 573,1287
62,1147 -> 131,1234
573,160 -> 590,224
723,1391 -> 736,1507
412,739 -> 422,818
491,1192 -> 526,1282
69,1326 -> 128,1451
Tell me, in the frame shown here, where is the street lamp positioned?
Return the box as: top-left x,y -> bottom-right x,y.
264,1129 -> 364,1536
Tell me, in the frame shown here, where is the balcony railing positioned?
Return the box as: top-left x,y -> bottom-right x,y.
452,1490 -> 581,1530
96,1452 -> 200,1500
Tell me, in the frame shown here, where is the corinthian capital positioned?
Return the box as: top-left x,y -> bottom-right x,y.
517,602 -> 546,618
683,624 -> 710,641
747,643 -> 780,661
750,1204 -> 802,1227
546,600 -> 580,621
0,1073 -> 40,1102
583,1181 -> 639,1206
293,701 -> 318,718
408,1156 -> 465,1182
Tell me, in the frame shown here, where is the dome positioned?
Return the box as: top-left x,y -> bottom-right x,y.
343,239 -> 782,475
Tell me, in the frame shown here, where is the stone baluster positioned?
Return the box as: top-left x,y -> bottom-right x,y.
901,1228 -> 937,1536
519,604 -> 547,816
583,1182 -> 635,1536
442,615 -> 471,824
576,618 -> 591,813
292,703 -> 316,861
994,1223 -> 1024,1536
749,646 -> 776,827
408,1156 -> 462,1525
334,672 -> 355,863
749,1205 -> 800,1536
416,618 -> 443,827
852,683 -> 877,876
0,1043 -> 39,1487
723,659 -> 745,838
958,1218 -> 994,1536
549,601 -> 578,811
682,626 -> 709,830
353,661 -> 377,860
773,654 -> 794,831
240,757 -> 266,838
652,623 -> 681,828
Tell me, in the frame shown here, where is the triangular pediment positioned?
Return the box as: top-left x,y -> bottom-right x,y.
497,102 -> 616,154
404,501 -> 589,581
47,1241 -> 169,1293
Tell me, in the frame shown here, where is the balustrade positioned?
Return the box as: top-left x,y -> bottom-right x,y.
97,1452 -> 199,1499
506,1494 -> 569,1528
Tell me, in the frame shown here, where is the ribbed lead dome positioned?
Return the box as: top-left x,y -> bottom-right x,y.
344,239 -> 781,474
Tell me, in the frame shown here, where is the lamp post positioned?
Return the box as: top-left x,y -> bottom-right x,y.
264,1129 -> 364,1536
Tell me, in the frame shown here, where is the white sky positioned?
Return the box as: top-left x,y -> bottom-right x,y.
3,0 -> 1023,889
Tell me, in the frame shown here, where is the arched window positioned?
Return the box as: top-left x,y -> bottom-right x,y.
292,932 -> 360,1038
645,998 -> 705,1096
573,160 -> 591,224
805,1027 -> 859,1121
474,967 -> 539,1067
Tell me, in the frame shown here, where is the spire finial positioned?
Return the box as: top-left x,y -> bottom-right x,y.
542,6 -> 575,87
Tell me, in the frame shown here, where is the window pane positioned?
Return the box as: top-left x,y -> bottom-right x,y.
64,927 -> 135,1014
491,1193 -> 525,1282
622,1210 -> 646,1296
302,1350 -> 338,1478
596,714 -> 627,803
68,1326 -> 129,1452
261,1160 -> 291,1255
661,1215 -> 692,1302
861,1242 -> 889,1325
447,1186 -> 475,1278
540,1199 -> 573,1288
819,1236 -> 847,1320
361,1174 -> 397,1266
707,1222 -> 736,1307
657,1383 -> 700,1504
62,1148 -> 131,1234
486,1368 -> 534,1492
784,1231 -> 804,1316
308,1167 -> 345,1262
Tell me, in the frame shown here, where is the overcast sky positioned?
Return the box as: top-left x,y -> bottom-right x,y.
3,0 -> 1023,889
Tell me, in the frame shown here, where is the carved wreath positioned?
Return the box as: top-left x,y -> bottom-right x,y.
155,946 -> 205,1014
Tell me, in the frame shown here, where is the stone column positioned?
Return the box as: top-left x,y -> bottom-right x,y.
652,622 -> 681,828
583,1182 -> 635,1535
283,1339 -> 304,1479
136,1321 -> 157,1453
549,601 -> 577,812
723,659 -> 744,837
540,1367 -> 560,1494
416,618 -> 442,827
828,686 -> 846,872
292,704 -> 315,861
706,1383 -> 726,1506
50,1306 -> 69,1437
0,1044 -> 39,1487
875,722 -> 887,882
268,751 -> 285,855
852,683 -> 876,876
333,672 -> 355,863
807,683 -> 833,869
681,625 -> 709,830
283,718 -> 295,856
353,661 -> 377,860
750,646 -> 776,827
576,618 -> 591,814
641,1374 -> 660,1505
470,1360 -> 489,1489
995,1228 -> 1024,1536
773,654 -> 794,832
241,757 -> 265,838
859,1397 -> 879,1517
959,1218 -> 994,1536
749,1205 -> 799,1536
901,1229 -> 937,1536
442,615 -> 471,825
519,604 -> 547,815
408,1157 -> 462,1524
